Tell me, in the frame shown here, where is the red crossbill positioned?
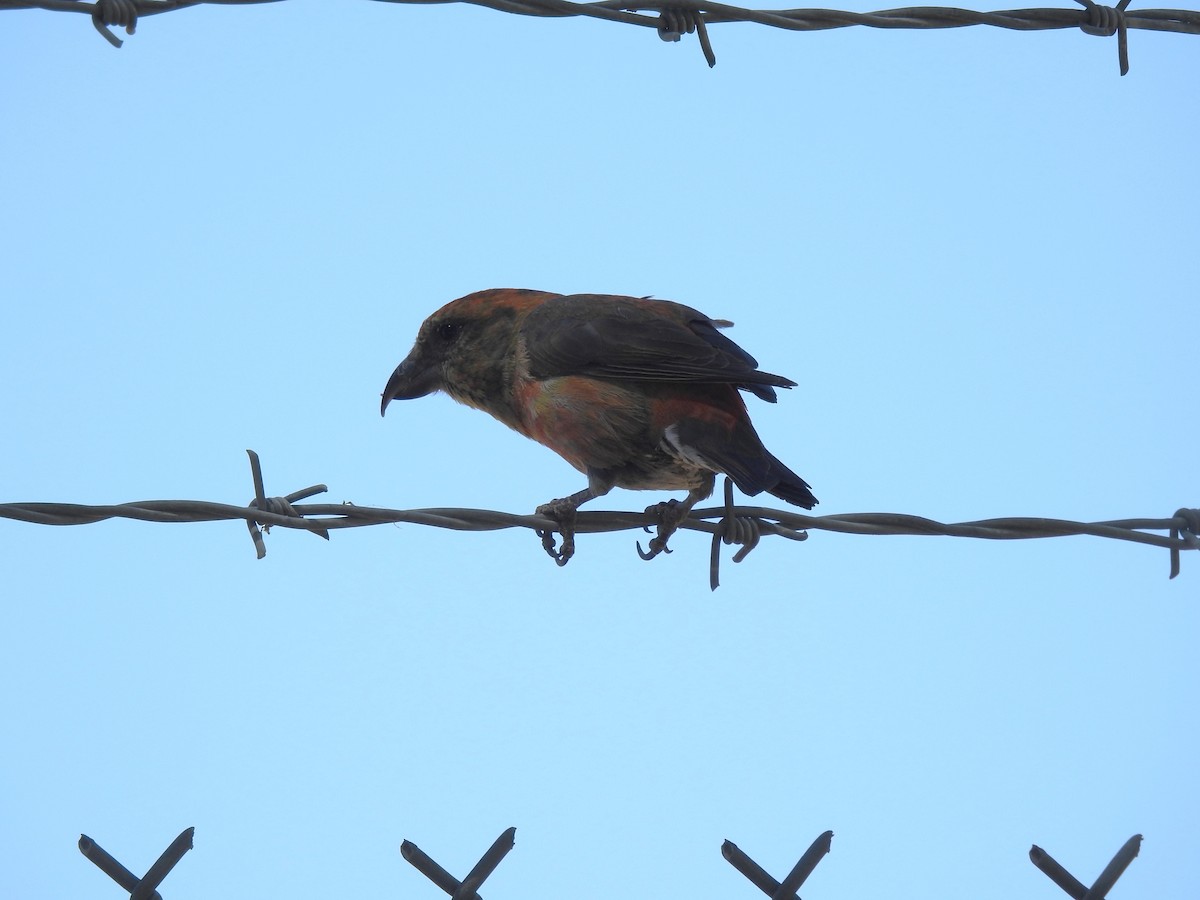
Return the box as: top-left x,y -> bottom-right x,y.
381,289 -> 817,564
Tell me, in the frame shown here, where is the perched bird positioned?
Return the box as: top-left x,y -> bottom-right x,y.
381,289 -> 817,564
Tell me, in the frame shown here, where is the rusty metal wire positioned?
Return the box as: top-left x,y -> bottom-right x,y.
1,450 -> 1194,590
5,0 -> 1199,74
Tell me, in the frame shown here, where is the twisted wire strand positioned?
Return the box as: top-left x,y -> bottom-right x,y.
4,0 -> 1198,73
1,450 -> 1193,587
5,495 -> 1193,545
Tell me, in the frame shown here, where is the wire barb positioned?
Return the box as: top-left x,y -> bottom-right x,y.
401,826 -> 516,898
244,448 -> 330,559
1169,507 -> 1200,579
722,830 -> 833,898
1075,0 -> 1132,73
709,477 -> 777,591
78,827 -> 194,900
91,0 -> 137,47
657,3 -> 717,66
1029,833 -> 1142,898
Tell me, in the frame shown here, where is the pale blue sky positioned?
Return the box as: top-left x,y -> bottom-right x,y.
1,3 -> 1197,899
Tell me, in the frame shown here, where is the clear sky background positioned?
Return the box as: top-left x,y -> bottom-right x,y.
1,2 -> 1196,899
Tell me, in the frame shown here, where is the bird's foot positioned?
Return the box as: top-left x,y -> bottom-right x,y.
637,498 -> 689,561
535,497 -> 578,567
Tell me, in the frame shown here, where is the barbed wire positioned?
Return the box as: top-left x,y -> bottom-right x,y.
2,450 -> 1194,590
77,823 -> 1143,898
5,0 -> 1200,74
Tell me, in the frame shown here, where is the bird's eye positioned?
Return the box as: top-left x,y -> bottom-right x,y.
435,320 -> 464,342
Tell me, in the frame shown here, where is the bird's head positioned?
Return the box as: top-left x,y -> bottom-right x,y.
381,289 -> 557,417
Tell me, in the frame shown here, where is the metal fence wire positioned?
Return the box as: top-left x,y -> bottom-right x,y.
2,450 -> 1195,590
78,824 -> 1144,898
5,0 -> 1200,73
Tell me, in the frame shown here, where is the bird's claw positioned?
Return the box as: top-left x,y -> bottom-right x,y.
537,528 -> 575,566
636,536 -> 674,560
536,499 -> 578,566
636,498 -> 685,562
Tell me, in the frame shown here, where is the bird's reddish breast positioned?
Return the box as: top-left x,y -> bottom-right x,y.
513,375 -> 652,473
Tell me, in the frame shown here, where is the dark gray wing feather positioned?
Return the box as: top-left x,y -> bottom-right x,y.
521,294 -> 795,402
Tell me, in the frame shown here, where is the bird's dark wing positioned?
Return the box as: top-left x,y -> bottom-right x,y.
520,294 -> 796,402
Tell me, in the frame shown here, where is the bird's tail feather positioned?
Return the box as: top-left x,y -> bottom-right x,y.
671,415 -> 817,510
764,454 -> 818,509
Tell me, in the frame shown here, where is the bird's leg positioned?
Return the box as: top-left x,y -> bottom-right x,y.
638,483 -> 710,561
535,487 -> 596,567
